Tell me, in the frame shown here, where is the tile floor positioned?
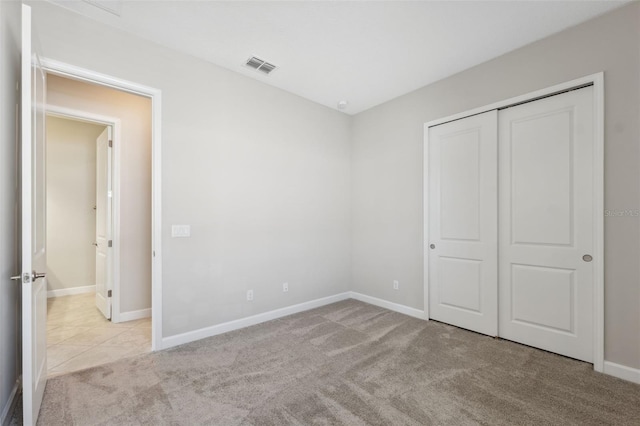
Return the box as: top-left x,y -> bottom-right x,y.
47,292 -> 151,377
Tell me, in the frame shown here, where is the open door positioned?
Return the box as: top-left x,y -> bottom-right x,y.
95,126 -> 113,319
21,4 -> 47,425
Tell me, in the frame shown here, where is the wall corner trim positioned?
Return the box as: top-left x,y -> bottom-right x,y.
160,292 -> 352,350
1,376 -> 21,426
157,289 -> 634,386
47,285 -> 95,299
160,292 -> 426,351
116,308 -> 151,324
603,361 -> 640,384
348,291 -> 427,320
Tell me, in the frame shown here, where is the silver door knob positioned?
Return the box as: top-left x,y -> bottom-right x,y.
430,244 -> 436,249
582,254 -> 593,262
32,271 -> 46,281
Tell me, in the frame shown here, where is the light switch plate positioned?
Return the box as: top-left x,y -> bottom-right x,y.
171,225 -> 191,237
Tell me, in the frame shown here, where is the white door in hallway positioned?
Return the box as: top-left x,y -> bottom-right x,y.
95,126 -> 113,319
428,110 -> 498,336
21,4 -> 47,425
498,86 -> 595,362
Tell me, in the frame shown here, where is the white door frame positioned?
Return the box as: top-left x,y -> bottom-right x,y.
41,58 -> 163,351
45,106 -> 120,318
423,72 -> 604,372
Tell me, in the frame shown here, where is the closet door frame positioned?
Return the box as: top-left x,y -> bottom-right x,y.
423,73 -> 604,372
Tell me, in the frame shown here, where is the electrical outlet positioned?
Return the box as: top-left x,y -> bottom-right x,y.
393,280 -> 399,290
283,282 -> 289,292
246,290 -> 254,301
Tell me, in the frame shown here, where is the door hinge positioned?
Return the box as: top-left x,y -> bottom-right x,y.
108,290 -> 112,297
108,240 -> 113,248
108,140 -> 113,148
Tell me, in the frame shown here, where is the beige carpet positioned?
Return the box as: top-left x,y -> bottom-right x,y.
34,300 -> 640,425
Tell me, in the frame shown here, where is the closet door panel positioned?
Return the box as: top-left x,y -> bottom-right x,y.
498,86 -> 594,362
510,110 -> 573,246
428,110 -> 498,336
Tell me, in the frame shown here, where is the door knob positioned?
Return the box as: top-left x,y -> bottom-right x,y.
582,254 -> 593,262
32,271 -> 46,281
430,244 -> 436,249
93,242 -> 98,247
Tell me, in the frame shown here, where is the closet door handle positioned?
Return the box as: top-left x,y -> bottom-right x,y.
582,254 -> 593,262
430,244 -> 436,249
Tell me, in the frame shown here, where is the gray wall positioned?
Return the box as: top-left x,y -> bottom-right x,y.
47,76 -> 152,316
0,1 -> 21,423
30,1 -> 352,338
351,2 -> 640,369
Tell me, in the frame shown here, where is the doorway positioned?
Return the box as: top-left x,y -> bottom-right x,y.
19,7 -> 163,418
44,75 -> 154,376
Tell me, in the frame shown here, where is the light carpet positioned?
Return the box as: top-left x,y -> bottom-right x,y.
33,299 -> 640,425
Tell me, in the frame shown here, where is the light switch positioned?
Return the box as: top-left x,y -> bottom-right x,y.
171,225 -> 191,237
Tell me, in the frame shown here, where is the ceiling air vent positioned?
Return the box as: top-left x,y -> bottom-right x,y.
245,56 -> 277,75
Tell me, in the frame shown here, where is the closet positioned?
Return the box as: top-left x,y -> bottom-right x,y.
427,85 -> 595,363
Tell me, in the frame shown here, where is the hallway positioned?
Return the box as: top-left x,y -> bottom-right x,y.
46,293 -> 151,376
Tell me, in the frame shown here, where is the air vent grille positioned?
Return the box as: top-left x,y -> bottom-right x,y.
259,62 -> 276,74
246,57 -> 263,70
245,56 -> 277,75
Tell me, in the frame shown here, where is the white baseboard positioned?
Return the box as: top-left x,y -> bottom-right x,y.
1,377 -> 20,426
603,361 -> 640,384
47,285 -> 95,298
116,308 -> 151,323
155,289 -> 640,387
161,292 -> 351,350
349,291 -> 427,320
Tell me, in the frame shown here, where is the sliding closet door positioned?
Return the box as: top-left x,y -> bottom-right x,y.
428,110 -> 498,336
498,86 -> 594,362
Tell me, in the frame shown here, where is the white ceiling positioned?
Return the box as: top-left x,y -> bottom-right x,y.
48,0 -> 628,114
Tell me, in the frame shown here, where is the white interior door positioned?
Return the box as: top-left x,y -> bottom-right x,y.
21,5 -> 47,425
498,86 -> 594,362
95,126 -> 112,319
428,110 -> 498,336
